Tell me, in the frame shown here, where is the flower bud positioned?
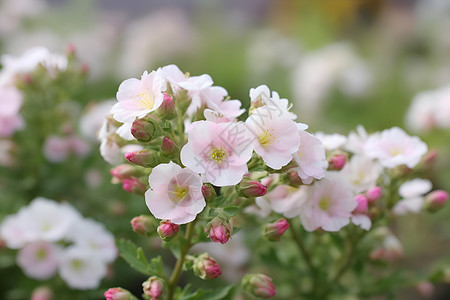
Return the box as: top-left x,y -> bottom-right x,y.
327,153 -> 347,171
370,235 -> 403,262
131,215 -> 154,235
206,217 -> 232,244
122,177 -> 146,194
424,190 -> 448,213
160,137 -> 177,156
366,186 -> 382,203
157,93 -> 177,120
125,150 -> 159,168
416,281 -> 434,298
353,194 -> 368,214
288,171 -> 302,187
131,118 -> 155,142
193,253 -> 222,279
239,178 -> 267,198
421,150 -> 438,167
104,287 -> 136,300
157,220 -> 179,241
31,286 -> 53,300
110,164 -> 142,181
242,274 -> 276,299
264,218 -> 289,242
142,277 -> 164,300
201,184 -> 217,202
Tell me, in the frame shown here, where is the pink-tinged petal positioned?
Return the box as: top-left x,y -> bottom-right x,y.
116,78 -> 140,102
322,217 -> 350,232
145,189 -> 177,219
205,164 -> 248,186
351,214 -> 372,231
148,162 -> 183,190
171,213 -> 196,225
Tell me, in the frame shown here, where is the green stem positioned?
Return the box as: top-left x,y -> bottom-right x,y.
167,220 -> 197,300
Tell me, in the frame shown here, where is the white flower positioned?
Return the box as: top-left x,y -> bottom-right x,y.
58,247 -> 107,290
17,241 -> 60,280
249,85 -> 297,120
392,179 -> 432,215
262,184 -> 307,218
0,209 -> 37,249
111,70 -> 167,123
364,127 -> 428,169
79,100 -> 115,141
341,155 -> 382,193
315,132 -> 347,151
293,131 -> 328,184
345,125 -> 369,154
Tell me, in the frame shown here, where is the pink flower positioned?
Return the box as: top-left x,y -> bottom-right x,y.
193,253 -> 222,279
145,162 -> 205,224
112,71 -> 167,123
203,99 -> 245,123
17,241 -> 60,280
180,121 -> 254,186
245,106 -> 300,169
249,85 -> 297,120
300,173 -> 357,232
364,127 -> 428,169
0,86 -> 24,137
262,184 -> 307,218
43,136 -> 70,163
293,131 -> 328,184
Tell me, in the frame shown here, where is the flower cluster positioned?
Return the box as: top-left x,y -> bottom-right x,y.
0,197 -> 117,290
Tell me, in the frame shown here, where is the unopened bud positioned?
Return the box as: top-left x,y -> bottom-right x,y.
160,137 -> 176,156
422,150 -> 438,167
131,119 -> 155,142
125,150 -> 159,168
366,186 -> 382,203
131,215 -> 154,235
288,171 -> 303,187
328,153 -> 347,171
264,218 -> 289,242
193,253 -> 222,279
242,273 -> 276,299
157,93 -> 176,120
66,43 -> 76,57
353,194 -> 368,214
104,287 -> 137,300
239,178 -> 267,198
424,190 -> 448,213
157,220 -> 179,241
206,217 -> 232,244
416,281 -> 434,298
110,164 -> 142,181
142,277 -> 164,300
122,177 -> 146,194
201,184 -> 217,202
31,286 -> 53,300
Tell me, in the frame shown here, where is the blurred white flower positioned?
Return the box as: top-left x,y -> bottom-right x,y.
79,100 -> 115,141
393,179 -> 432,215
17,241 -> 60,280
341,155 -> 382,193
315,132 -> 347,151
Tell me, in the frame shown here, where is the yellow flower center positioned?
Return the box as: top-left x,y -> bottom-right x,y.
319,196 -> 331,211
258,129 -> 275,147
136,91 -> 155,110
389,147 -> 403,156
36,248 -> 47,261
297,145 -> 305,158
169,185 -> 188,203
209,146 -> 228,164
71,259 -> 83,270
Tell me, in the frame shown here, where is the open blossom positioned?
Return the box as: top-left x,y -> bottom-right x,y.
249,85 -> 297,120
204,99 -> 245,123
392,179 -> 432,215
315,132 -> 347,151
111,70 -> 167,123
17,241 -> 60,280
246,106 -> 300,169
300,173 -> 357,232
58,246 -> 107,290
0,86 -> 24,137
345,125 -> 369,154
145,162 -> 206,224
261,184 -> 307,218
293,130 -> 328,184
341,155 -> 382,193
180,121 -> 254,186
364,127 -> 428,169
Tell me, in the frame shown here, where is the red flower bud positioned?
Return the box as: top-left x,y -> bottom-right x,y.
264,218 -> 289,242
193,253 -> 222,279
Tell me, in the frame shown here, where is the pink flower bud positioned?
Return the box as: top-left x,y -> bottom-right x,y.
421,150 -> 438,166
201,184 -> 217,202
193,253 -> 222,279
142,277 -> 164,300
328,154 -> 347,171
207,217 -> 232,244
264,218 -> 289,242
424,190 -> 448,213
110,164 -> 143,181
122,177 -> 146,194
239,178 -> 267,198
160,137 -> 176,155
131,215 -> 154,235
353,194 -> 368,214
125,150 -> 158,168
288,171 -> 303,187
66,43 -> 76,56
31,287 -> 53,300
157,93 -> 176,120
242,274 -> 276,298
104,287 -> 135,300
366,186 -> 382,203
157,220 -> 180,240
131,118 -> 156,142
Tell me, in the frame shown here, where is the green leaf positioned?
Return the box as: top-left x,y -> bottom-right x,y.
222,206 -> 239,217
149,256 -> 163,275
178,285 -> 234,300
116,239 -> 154,276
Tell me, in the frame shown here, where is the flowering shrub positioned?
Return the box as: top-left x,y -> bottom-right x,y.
101,65 -> 448,299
